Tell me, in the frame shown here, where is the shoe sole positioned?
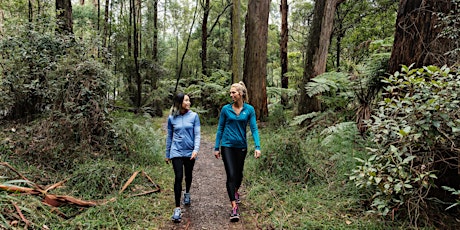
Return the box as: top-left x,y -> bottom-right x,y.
172,218 -> 181,223
230,216 -> 240,222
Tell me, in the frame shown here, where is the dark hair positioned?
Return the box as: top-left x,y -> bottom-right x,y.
170,92 -> 185,116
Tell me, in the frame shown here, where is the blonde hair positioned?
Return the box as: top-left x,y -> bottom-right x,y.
231,81 -> 249,102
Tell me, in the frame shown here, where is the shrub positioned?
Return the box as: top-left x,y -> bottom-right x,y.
349,65 -> 460,226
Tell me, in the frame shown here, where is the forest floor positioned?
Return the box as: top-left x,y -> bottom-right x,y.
158,134 -> 257,230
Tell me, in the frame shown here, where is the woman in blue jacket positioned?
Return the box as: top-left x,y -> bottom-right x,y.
166,93 -> 201,223
214,81 -> 261,222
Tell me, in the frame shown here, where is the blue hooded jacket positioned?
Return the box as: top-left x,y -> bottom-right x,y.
166,110 -> 201,159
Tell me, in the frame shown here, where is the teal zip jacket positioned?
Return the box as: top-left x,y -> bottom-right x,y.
166,110 -> 201,159
214,103 -> 261,151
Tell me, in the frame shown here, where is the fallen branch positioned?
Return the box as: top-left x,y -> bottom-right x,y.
142,170 -> 161,191
12,201 -> 29,228
0,162 -> 44,190
128,188 -> 161,198
45,179 -> 68,193
120,171 -> 161,196
0,184 -> 40,194
44,194 -> 96,207
119,171 -> 139,194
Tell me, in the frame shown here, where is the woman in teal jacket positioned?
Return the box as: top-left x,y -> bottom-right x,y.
214,81 -> 261,222
166,93 -> 201,223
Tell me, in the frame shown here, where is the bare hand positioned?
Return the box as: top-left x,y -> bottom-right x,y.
254,150 -> 261,159
214,150 -> 220,159
191,151 -> 198,160
165,158 -> 170,164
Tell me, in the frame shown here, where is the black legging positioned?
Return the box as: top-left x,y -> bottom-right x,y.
172,157 -> 196,207
221,146 -> 247,202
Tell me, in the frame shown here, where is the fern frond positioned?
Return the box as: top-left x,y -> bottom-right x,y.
305,72 -> 350,97
320,121 -> 356,136
290,112 -> 320,126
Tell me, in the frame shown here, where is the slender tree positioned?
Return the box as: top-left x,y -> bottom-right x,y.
152,0 -> 158,61
243,0 -> 270,120
280,0 -> 289,106
296,0 -> 345,116
201,0 -> 210,76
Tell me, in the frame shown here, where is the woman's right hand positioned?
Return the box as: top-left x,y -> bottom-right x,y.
165,158 -> 171,164
214,150 -> 220,159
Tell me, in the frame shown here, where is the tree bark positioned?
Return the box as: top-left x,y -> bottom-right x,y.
231,0 -> 242,83
243,0 -> 270,121
55,0 -> 73,34
152,0 -> 158,61
132,0 -> 142,109
388,0 -> 455,73
296,0 -> 344,116
201,0 -> 210,76
280,0 -> 289,106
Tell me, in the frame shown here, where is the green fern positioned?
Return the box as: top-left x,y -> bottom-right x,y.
305,72 -> 350,97
290,112 -> 320,126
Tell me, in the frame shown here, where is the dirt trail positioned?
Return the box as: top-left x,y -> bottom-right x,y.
159,135 -> 250,230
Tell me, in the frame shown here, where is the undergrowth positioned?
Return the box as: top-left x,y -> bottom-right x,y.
243,122 -> 413,229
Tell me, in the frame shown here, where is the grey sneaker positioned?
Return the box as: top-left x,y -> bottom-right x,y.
184,193 -> 191,205
171,207 -> 181,223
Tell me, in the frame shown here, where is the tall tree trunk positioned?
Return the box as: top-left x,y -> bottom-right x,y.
97,0 -> 100,30
28,0 -> 33,22
152,0 -> 158,61
201,0 -> 210,77
280,0 -> 289,106
102,0 -> 109,58
243,0 -> 270,121
388,0 -> 455,73
132,0 -> 141,109
56,0 -> 73,34
296,0 -> 344,116
55,0 -> 73,34
231,0 -> 242,83
128,0 -> 132,57
136,0 -> 142,56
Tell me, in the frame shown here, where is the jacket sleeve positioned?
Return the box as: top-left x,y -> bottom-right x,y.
165,116 -> 173,158
193,113 -> 201,153
248,107 -> 261,151
214,106 -> 226,151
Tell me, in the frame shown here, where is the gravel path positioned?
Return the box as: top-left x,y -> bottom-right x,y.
159,135 -> 249,230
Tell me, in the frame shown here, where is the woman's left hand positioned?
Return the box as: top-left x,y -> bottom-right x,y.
254,150 -> 261,159
191,151 -> 198,160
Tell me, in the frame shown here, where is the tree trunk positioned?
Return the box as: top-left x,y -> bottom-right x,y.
55,0 -> 73,34
28,0 -> 33,22
102,0 -> 109,57
132,0 -> 142,109
280,0 -> 289,106
243,0 -> 270,121
231,0 -> 242,83
388,0 -> 455,73
201,0 -> 210,76
296,0 -> 344,116
152,0 -> 158,61
174,0 -> 199,93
